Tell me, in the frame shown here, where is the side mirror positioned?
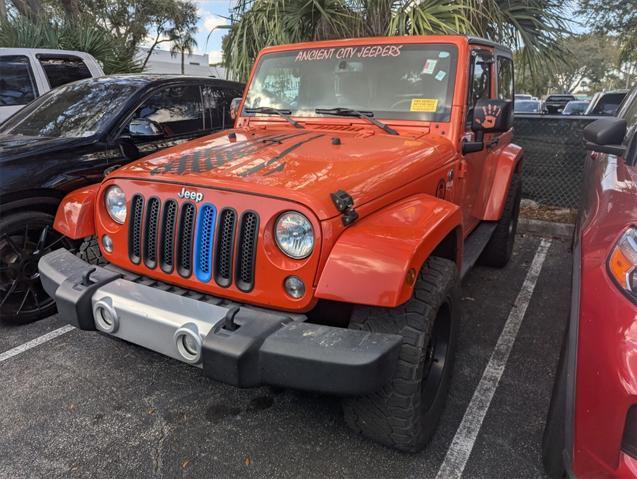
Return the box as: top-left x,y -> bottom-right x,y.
128,118 -> 164,138
584,118 -> 627,156
230,97 -> 242,120
472,98 -> 514,133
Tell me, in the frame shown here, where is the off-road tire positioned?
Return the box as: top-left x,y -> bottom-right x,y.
342,257 -> 460,452
78,236 -> 106,265
479,171 -> 522,267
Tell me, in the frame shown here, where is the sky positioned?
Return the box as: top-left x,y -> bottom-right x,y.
188,0 -> 235,64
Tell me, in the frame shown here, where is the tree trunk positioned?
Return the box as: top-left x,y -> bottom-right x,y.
181,49 -> 185,74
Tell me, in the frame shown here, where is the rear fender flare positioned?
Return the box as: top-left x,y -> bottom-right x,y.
315,194 -> 462,308
482,143 -> 523,221
54,184 -> 100,239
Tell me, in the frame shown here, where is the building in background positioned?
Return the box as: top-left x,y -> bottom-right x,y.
136,47 -> 228,79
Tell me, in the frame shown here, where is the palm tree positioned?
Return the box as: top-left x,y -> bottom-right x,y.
171,26 -> 198,74
223,0 -> 569,81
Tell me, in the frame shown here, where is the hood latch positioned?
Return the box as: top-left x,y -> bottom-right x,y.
330,189 -> 359,226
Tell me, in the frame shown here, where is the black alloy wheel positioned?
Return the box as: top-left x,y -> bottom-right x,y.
0,211 -> 74,323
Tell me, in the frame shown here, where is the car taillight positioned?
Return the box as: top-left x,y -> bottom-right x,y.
623,405 -> 637,459
608,227 -> 637,303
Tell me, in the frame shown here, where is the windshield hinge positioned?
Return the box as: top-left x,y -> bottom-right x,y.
330,189 -> 359,226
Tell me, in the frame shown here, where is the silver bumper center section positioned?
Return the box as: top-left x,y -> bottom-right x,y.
38,248 -> 401,395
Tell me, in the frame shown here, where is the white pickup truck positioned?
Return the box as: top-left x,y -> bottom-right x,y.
0,48 -> 104,123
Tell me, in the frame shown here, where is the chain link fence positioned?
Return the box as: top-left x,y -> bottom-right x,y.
513,115 -> 600,209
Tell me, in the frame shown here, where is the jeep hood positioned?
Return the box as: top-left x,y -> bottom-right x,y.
112,128 -> 456,220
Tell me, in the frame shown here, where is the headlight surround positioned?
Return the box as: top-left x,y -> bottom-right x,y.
275,211 -> 314,259
608,226 -> 637,302
104,185 -> 127,224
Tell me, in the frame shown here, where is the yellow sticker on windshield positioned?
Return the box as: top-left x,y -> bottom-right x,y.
410,98 -> 438,112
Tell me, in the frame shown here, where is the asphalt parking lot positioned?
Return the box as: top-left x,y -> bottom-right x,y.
0,232 -> 571,479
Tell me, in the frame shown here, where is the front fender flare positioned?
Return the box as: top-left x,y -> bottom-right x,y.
315,194 -> 462,308
54,184 -> 99,239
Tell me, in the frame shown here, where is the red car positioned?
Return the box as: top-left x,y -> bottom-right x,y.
543,87 -> 637,477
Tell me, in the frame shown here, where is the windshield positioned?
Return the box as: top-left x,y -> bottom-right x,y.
514,100 -> 541,113
0,77 -> 144,138
243,43 -> 458,122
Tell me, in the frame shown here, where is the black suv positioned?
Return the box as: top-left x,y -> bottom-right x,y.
0,74 -> 244,323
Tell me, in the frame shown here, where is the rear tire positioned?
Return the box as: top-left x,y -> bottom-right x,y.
342,257 -> 460,452
479,172 -> 522,267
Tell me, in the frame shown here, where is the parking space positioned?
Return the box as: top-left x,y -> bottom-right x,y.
0,233 -> 571,479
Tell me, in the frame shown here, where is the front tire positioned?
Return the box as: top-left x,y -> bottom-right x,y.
342,257 -> 460,452
0,211 -> 73,323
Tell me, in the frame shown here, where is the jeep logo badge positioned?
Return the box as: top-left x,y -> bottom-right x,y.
178,187 -> 203,203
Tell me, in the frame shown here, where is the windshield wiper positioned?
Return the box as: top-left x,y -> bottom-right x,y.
314,107 -> 398,135
244,107 -> 304,129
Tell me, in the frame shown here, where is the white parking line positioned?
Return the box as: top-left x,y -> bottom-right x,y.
435,238 -> 552,479
0,324 -> 75,363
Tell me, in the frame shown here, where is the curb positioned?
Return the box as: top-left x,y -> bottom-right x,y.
518,218 -> 574,240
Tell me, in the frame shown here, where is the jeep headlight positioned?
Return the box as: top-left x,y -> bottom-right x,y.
104,185 -> 127,224
275,212 -> 314,259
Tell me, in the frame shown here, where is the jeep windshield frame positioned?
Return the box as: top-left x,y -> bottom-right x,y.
242,43 -> 458,123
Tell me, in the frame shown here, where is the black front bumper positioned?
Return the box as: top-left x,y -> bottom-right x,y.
39,248 -> 401,396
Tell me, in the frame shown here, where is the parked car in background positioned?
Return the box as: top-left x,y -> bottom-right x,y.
543,94 -> 576,114
561,100 -> 590,116
543,86 -> 637,478
585,89 -> 629,117
515,93 -> 533,101
0,48 -> 104,123
0,74 -> 244,323
514,99 -> 542,114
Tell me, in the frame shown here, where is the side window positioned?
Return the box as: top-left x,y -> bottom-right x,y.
466,52 -> 493,127
497,57 -> 514,101
0,55 -> 38,106
130,85 -> 204,138
37,55 -> 92,89
202,86 -> 227,130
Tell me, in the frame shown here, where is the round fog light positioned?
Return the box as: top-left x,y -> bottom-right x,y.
284,276 -> 305,299
102,234 -> 113,253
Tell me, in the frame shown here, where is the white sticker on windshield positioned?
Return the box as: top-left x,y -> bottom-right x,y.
439,51 -> 450,58
422,59 -> 437,75
82,131 -> 95,137
435,70 -> 447,82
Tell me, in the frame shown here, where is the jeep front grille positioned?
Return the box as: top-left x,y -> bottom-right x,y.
214,208 -> 237,287
127,196 -> 258,290
236,211 -> 259,292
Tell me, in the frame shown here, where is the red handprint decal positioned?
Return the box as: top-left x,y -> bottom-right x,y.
476,104 -> 501,129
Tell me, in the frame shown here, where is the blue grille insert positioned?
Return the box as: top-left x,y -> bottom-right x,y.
194,203 -> 217,282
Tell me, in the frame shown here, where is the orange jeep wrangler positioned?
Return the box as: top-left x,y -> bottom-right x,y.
39,35 -> 522,452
